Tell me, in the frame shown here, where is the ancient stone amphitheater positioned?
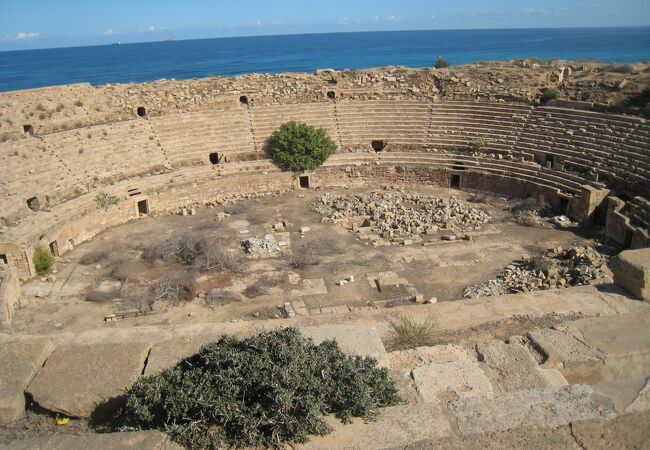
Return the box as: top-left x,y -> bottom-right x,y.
1,61 -> 650,448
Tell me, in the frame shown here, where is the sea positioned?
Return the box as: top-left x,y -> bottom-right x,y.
0,27 -> 649,92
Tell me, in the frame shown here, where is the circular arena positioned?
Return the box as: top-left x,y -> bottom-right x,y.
1,61 -> 650,447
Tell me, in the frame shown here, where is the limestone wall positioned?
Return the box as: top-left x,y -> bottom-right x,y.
0,266 -> 22,330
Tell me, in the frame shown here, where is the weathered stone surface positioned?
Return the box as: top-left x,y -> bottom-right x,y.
381,425 -> 580,450
450,385 -> 617,435
611,248 -> 650,300
301,403 -> 452,450
592,377 -> 650,414
300,324 -> 388,367
476,340 -> 551,392
0,339 -> 54,423
570,410 -> 650,450
26,342 -> 151,418
0,266 -> 23,331
144,336 -> 213,375
6,431 -> 182,450
527,328 -> 605,383
625,376 -> 650,413
412,359 -> 494,402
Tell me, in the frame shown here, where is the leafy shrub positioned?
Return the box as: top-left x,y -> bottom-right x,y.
33,246 -> 53,275
268,121 -> 336,173
540,87 -> 559,104
120,328 -> 400,449
471,136 -> 490,152
387,316 -> 438,351
95,192 -> 120,209
434,56 -> 450,69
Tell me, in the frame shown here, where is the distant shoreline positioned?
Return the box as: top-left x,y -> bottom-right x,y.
1,27 -> 649,92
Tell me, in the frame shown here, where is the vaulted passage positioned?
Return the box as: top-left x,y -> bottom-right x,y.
137,107 -> 147,117
372,140 -> 386,152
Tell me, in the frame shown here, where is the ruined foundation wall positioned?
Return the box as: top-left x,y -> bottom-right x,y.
0,266 -> 22,331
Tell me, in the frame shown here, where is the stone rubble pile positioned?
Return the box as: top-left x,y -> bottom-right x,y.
312,192 -> 491,237
240,234 -> 280,254
464,246 -> 607,299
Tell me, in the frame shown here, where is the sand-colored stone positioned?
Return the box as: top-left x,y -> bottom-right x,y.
476,340 -> 551,392
26,342 -> 151,418
6,431 -> 182,450
0,339 -> 54,423
412,359 -> 494,402
301,324 -> 388,367
570,410 -> 650,450
611,248 -> 650,300
450,385 -> 617,435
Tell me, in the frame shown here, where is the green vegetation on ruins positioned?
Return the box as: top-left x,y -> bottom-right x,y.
94,192 -> 120,209
32,246 -> 53,275
268,121 -> 337,173
541,87 -> 559,104
119,328 -> 400,449
434,56 -> 450,69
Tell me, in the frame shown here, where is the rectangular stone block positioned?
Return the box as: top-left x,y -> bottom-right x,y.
612,248 -> 650,301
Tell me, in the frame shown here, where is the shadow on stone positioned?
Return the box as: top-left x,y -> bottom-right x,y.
89,394 -> 127,429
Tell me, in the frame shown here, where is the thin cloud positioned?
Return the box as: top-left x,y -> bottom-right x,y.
147,26 -> 156,32
15,32 -> 40,40
385,15 -> 402,22
104,29 -> 115,36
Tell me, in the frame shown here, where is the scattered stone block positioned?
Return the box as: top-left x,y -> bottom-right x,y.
27,342 -> 151,418
0,339 -> 55,423
611,248 -> 650,300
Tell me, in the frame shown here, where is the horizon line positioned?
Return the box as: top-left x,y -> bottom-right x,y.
2,25 -> 649,54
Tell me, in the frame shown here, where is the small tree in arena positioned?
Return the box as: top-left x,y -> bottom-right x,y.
268,121 -> 336,173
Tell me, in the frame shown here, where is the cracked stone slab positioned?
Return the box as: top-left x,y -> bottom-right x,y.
0,339 -> 55,423
412,359 -> 494,402
625,376 -> 650,413
450,385 -> 617,436
6,430 -> 182,450
476,340 -> 551,392
144,335 -> 215,376
26,342 -> 151,418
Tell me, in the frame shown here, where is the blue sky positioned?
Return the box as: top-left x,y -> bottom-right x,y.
1,0 -> 649,50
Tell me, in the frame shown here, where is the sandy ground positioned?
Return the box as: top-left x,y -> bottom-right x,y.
11,186 -> 598,336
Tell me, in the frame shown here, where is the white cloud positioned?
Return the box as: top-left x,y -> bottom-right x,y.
104,29 -> 115,36
147,25 -> 156,32
385,15 -> 402,22
255,21 -> 263,27
371,16 -> 380,22
15,31 -> 40,40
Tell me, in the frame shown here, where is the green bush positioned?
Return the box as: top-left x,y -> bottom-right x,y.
33,246 -> 53,275
268,121 -> 336,173
540,87 -> 559,104
471,136 -> 491,151
387,316 -> 438,351
120,328 -> 400,449
434,56 -> 450,69
94,192 -> 120,209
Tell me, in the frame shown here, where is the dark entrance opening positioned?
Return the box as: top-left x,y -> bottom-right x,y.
559,197 -> 569,213
545,154 -> 555,168
327,91 -> 336,100
23,124 -> 34,135
137,199 -> 149,216
593,203 -> 607,226
371,140 -> 386,152
137,107 -> 147,117
624,229 -> 633,248
451,174 -> 461,188
49,241 -> 59,257
209,152 -> 220,165
27,196 -> 40,211
239,96 -> 249,105
299,176 -> 310,189
0,254 -> 7,265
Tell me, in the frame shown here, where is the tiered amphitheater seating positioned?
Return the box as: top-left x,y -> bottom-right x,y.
427,101 -> 534,155
42,119 -> 166,191
619,122 -> 650,197
336,100 -> 430,150
0,137 -> 70,223
150,109 -> 255,167
517,107 -> 644,187
250,102 -> 339,147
